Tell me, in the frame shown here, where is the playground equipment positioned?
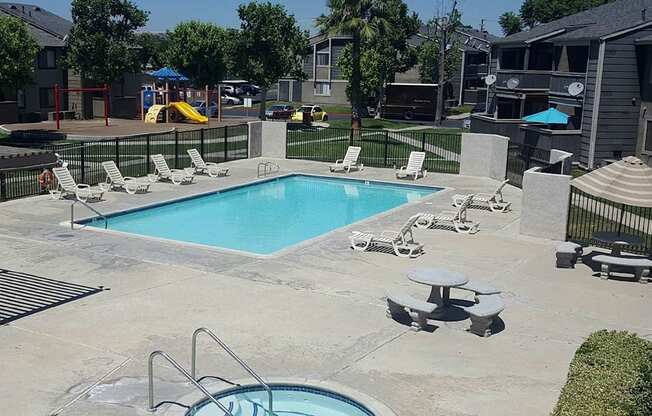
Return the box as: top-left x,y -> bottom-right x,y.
54,84 -> 110,130
144,102 -> 208,124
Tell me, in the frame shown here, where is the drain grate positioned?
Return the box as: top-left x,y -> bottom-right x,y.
0,269 -> 103,325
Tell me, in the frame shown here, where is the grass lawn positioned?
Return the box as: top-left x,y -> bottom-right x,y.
0,130 -> 8,140
447,104 -> 473,115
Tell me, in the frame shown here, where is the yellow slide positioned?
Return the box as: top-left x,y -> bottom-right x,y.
145,104 -> 167,124
168,101 -> 208,123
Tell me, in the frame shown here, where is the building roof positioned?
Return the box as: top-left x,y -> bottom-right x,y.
495,0 -> 652,45
0,2 -> 71,40
413,25 -> 499,52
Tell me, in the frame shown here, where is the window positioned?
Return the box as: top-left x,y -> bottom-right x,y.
314,82 -> 331,96
17,89 -> 25,109
38,49 -> 57,69
314,107 -> 323,113
39,88 -> 55,108
646,121 -> 652,152
316,52 -> 330,66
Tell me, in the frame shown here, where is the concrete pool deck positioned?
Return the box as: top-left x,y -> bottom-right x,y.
0,158 -> 650,416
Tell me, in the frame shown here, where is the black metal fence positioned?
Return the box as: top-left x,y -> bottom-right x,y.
287,125 -> 461,174
506,143 -> 561,188
0,124 -> 248,201
567,187 -> 652,254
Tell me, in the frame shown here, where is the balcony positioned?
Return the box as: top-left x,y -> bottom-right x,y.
496,70 -> 551,91
549,72 -> 586,98
464,64 -> 488,78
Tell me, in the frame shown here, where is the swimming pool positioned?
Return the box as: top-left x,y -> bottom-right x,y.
83,174 -> 440,255
187,384 -> 375,416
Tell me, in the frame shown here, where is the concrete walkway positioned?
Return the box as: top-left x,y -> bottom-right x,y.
0,159 -> 649,416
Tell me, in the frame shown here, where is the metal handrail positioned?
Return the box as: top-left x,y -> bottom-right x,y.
148,350 -> 235,415
257,161 -> 279,178
70,199 -> 108,230
191,327 -> 274,416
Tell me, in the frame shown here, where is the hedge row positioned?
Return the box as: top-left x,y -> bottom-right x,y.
552,330 -> 652,416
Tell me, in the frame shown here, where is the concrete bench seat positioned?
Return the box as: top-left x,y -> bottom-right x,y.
457,281 -> 501,296
386,292 -> 437,332
462,294 -> 505,337
593,254 -> 652,284
556,242 -> 583,268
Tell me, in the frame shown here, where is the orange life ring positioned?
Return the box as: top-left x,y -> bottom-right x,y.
39,170 -> 54,188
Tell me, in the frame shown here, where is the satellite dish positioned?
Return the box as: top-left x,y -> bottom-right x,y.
506,78 -> 520,90
568,82 -> 585,97
484,74 -> 497,86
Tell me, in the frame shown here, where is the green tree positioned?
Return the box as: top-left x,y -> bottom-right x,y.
165,21 -> 231,87
65,0 -> 148,84
232,2 -> 309,120
519,0 -> 615,28
499,12 -> 523,36
135,32 -> 168,70
417,35 -> 461,84
0,16 -> 39,98
337,0 -> 420,119
318,0 -> 390,129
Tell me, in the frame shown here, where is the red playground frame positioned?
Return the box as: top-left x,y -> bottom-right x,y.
54,84 -> 110,130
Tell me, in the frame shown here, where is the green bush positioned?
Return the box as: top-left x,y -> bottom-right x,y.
552,330 -> 652,416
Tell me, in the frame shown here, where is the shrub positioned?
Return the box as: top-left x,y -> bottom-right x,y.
552,330 -> 652,416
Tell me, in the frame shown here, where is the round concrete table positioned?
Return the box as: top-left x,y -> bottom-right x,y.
407,268 -> 468,307
592,231 -> 643,256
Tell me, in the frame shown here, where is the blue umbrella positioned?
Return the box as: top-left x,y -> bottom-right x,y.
522,108 -> 569,125
149,67 -> 189,81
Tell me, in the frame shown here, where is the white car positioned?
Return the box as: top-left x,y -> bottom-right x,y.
221,94 -> 241,106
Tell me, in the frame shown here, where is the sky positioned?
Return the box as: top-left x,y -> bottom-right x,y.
25,0 -> 523,35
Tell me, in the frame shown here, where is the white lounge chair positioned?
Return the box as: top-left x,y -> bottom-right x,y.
452,179 -> 512,213
51,167 -> 105,203
187,148 -> 229,177
102,161 -> 151,194
330,146 -> 363,173
416,194 -> 479,234
350,215 -> 424,258
396,152 -> 427,180
150,154 -> 194,185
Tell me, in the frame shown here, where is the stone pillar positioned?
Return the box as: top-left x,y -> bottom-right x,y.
520,167 -> 571,241
459,133 -> 509,180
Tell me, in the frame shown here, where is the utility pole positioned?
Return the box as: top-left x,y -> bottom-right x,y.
434,0 -> 458,127
480,19 -> 485,32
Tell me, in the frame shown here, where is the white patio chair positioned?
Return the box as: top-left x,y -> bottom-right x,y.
187,148 -> 229,177
416,194 -> 479,234
150,154 -> 194,185
51,167 -> 105,203
330,146 -> 363,173
396,152 -> 427,180
452,179 -> 511,213
102,161 -> 151,194
349,215 -> 424,258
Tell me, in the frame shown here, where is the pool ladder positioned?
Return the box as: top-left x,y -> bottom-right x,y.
70,199 -> 108,229
257,161 -> 280,178
148,327 -> 274,415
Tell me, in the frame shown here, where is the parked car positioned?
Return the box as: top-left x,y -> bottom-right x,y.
240,84 -> 261,96
291,105 -> 328,122
191,100 -> 218,117
221,94 -> 241,106
221,85 -> 237,95
265,104 -> 294,119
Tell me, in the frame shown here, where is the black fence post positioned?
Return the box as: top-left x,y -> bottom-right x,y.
200,128 -> 205,158
174,129 -> 179,169
115,139 -> 120,168
384,130 -> 389,167
80,142 -> 85,183
146,134 -> 151,174
349,128 -> 354,146
224,125 -> 228,162
421,132 -> 426,152
0,171 -> 6,201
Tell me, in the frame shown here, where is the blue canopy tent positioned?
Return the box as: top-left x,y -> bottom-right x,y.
522,108 -> 569,125
149,67 -> 189,81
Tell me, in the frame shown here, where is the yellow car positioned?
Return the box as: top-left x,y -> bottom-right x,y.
291,105 -> 328,122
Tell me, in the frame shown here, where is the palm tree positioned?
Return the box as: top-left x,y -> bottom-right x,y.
317,0 -> 388,130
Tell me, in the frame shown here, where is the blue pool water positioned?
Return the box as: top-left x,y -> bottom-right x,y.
86,175 -> 439,255
188,384 -> 375,416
